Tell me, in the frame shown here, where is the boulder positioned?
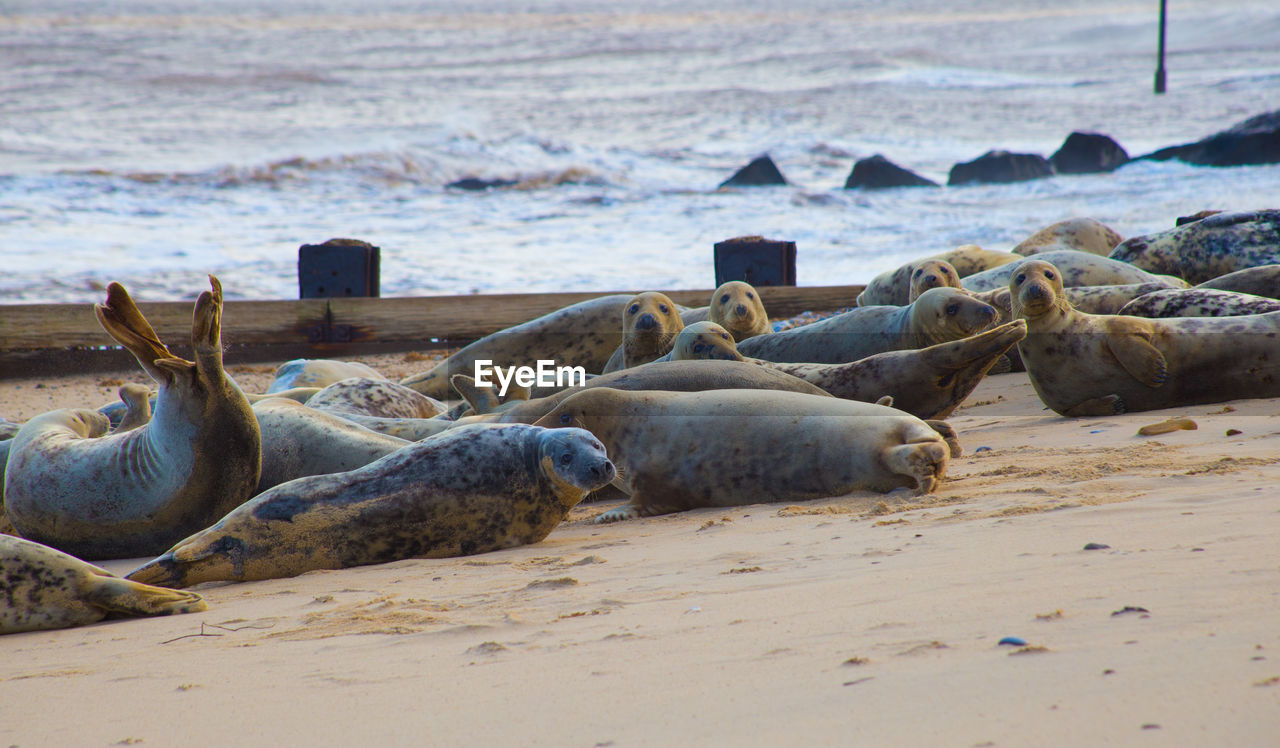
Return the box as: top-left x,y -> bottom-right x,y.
719,155 -> 788,188
1049,132 -> 1130,174
948,150 -> 1052,186
843,154 -> 938,189
1140,110 -> 1280,167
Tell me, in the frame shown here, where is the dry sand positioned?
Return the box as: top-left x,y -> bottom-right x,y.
2,356 -> 1279,745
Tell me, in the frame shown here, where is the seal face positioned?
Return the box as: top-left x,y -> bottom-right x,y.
4,277 -> 262,560
534,388 -> 951,522
0,535 -> 205,636
126,424 -> 615,588
1109,210 -> 1280,284
1011,259 -> 1280,416
708,281 -> 771,341
738,287 -> 997,364
908,260 -> 964,302
602,291 -> 686,372
400,294 -> 633,398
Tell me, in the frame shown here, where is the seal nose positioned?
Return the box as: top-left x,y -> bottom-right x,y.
925,274 -> 938,285
591,459 -> 616,482
1026,284 -> 1046,301
734,303 -> 748,316
635,313 -> 657,331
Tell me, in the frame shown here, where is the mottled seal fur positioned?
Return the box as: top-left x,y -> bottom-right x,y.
4,277 -> 261,560
1109,210 -> 1280,284
1,531 -> 206,635
962,249 -> 1188,292
663,320 -> 1027,419
1195,264 -> 1280,300
602,292 -> 687,373
306,377 -> 446,419
857,246 -> 1022,306
253,398 -> 410,493
1012,218 -> 1124,257
1118,289 -> 1280,318
127,424 -> 614,587
533,388 -> 950,522
738,287 -> 997,364
267,359 -> 387,393
400,294 -> 632,398
1011,259 -> 1280,416
1063,283 -> 1176,314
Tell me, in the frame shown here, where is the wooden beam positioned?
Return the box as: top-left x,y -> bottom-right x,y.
0,285 -> 862,378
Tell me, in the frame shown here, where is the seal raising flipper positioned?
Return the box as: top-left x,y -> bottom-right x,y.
0,535 -> 205,635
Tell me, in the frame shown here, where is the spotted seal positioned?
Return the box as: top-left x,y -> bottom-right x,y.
126,424 -> 614,587
252,398 -> 410,493
1195,264 -> 1280,300
601,292 -> 686,373
962,249 -> 1188,293
4,277 -> 261,560
267,359 -> 387,393
1117,288 -> 1280,317
0,535 -> 206,635
1012,217 -> 1124,256
1062,283 -> 1177,314
857,246 -> 1022,306
1108,210 -> 1280,284
662,320 -> 1026,419
737,287 -> 997,364
1011,259 -> 1280,416
533,388 -> 951,523
400,294 -> 633,398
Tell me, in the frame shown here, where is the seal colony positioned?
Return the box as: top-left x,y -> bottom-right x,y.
4,211 -> 1280,637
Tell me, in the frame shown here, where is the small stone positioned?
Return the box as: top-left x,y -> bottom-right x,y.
998,636 -> 1027,646
1111,606 -> 1150,617
1137,417 -> 1197,436
1226,429 -> 1243,436
1083,542 -> 1110,550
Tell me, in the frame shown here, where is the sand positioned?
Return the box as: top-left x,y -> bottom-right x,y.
2,356 -> 1279,745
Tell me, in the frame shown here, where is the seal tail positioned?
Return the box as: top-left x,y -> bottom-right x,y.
95,282 -> 179,382
87,574 -> 207,616
124,553 -> 189,589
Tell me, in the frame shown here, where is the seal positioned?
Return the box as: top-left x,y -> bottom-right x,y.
306,377 -> 447,419
1012,217 -> 1124,256
706,281 -> 771,341
113,382 -> 154,433
857,245 -> 1021,306
126,424 -> 615,587
1117,289 -> 1280,318
4,277 -> 262,560
1062,282 -> 1177,314
662,320 -> 1027,419
737,287 -> 997,364
253,398 -> 410,493
267,359 -> 387,393
1010,259 -> 1280,416
532,388 -> 951,523
1109,209 -> 1280,284
908,259 -> 964,301
961,249 -> 1188,293
400,294 -> 633,398
1,535 -> 206,635
601,291 -> 686,373
1195,264 -> 1280,300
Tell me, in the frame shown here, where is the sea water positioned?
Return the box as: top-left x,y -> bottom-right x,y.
2,0 -> 1278,303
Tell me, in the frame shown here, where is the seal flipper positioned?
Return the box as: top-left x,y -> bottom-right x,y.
85,575 -> 206,616
95,282 -> 178,383
451,374 -> 502,416
1062,394 -> 1126,417
1106,332 -> 1169,387
882,441 -> 948,494
924,420 -> 963,457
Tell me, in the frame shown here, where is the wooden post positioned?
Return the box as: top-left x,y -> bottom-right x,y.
1154,0 -> 1168,94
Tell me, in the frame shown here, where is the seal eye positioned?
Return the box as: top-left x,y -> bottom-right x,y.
720,332 -> 730,340
913,268 -> 922,278
1045,270 -> 1056,280
659,304 -> 669,314
1015,273 -> 1026,285
720,294 -> 730,304
559,452 -> 573,466
945,303 -> 959,316
558,412 -> 572,425
628,304 -> 639,315
746,292 -> 754,300
693,342 -> 705,353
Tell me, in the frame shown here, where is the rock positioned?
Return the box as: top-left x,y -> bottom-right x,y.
446,176 -> 518,191
719,155 -> 788,188
843,154 -> 938,189
947,150 -> 1053,186
1049,132 -> 1130,174
1140,110 -> 1280,167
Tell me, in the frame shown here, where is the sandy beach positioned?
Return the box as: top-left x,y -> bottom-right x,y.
2,352 -> 1278,746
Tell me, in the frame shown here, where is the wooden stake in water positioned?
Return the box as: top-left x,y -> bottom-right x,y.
1154,0 -> 1168,94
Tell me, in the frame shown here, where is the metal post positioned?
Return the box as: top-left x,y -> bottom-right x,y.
1154,0 -> 1168,94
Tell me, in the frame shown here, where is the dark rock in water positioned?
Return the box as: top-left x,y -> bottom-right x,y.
719,154 -> 788,188
446,176 -> 518,191
947,150 -> 1053,186
1050,132 -> 1130,174
1139,110 -> 1280,167
843,154 -> 938,189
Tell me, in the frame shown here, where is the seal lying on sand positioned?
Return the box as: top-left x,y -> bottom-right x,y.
602,292 -> 686,373
127,424 -> 614,587
1,534 -> 205,636
738,288 -> 997,364
661,320 -> 1027,419
1011,259 -> 1280,416
400,294 -> 632,398
1117,289 -> 1280,318
534,388 -> 951,523
1109,210 -> 1280,284
4,277 -> 261,560
253,398 -> 410,493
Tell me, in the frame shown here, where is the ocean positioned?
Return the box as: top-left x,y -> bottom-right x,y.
2,0 -> 1278,304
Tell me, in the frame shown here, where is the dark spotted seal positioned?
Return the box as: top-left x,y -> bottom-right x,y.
1109,210 -> 1280,284
1117,289 -> 1280,318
